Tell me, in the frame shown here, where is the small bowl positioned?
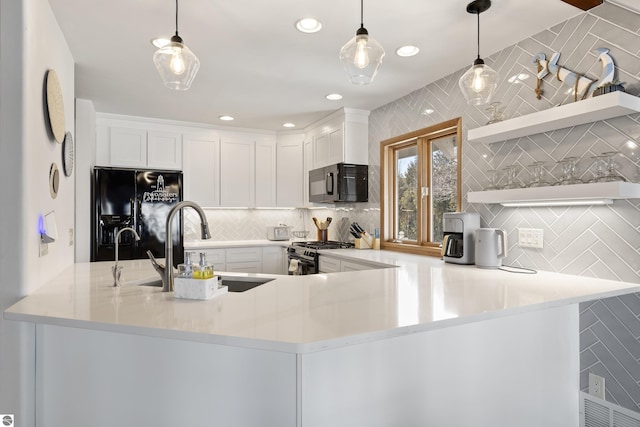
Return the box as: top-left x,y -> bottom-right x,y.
292,230 -> 310,239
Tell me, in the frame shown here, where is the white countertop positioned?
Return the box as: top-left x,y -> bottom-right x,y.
5,249 -> 639,354
185,239 -> 292,249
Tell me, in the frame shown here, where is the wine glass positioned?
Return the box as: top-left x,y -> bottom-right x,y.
486,169 -> 502,190
598,151 -> 626,182
501,165 -> 521,189
486,102 -> 505,125
556,157 -> 583,185
527,161 -> 551,187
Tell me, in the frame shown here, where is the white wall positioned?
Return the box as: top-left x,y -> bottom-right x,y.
0,0 -> 75,425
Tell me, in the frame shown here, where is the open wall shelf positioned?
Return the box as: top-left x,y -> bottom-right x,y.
467,92 -> 640,144
467,181 -> 640,206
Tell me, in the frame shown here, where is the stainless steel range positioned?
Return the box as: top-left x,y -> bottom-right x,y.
287,241 -> 354,275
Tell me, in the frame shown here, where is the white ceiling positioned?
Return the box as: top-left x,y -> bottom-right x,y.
47,0 -> 585,131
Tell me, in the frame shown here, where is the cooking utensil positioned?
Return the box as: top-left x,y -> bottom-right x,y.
326,217 -> 332,227
312,217 -> 320,230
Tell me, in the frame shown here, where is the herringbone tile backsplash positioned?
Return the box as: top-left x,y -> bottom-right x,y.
185,2 -> 640,414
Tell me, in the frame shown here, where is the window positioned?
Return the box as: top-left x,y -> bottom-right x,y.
380,118 -> 462,256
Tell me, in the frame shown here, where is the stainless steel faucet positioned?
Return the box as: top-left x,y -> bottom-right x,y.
112,227 -> 141,287
147,201 -> 211,292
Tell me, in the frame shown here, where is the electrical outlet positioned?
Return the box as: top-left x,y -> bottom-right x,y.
589,373 -> 605,399
518,228 -> 543,249
68,228 -> 74,246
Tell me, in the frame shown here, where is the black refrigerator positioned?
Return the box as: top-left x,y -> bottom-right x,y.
91,167 -> 184,266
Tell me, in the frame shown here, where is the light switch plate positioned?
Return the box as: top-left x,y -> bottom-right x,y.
518,228 -> 543,249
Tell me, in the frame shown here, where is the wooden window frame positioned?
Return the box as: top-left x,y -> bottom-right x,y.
380,118 -> 462,257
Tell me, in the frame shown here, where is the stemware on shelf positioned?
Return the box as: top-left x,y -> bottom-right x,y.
589,154 -> 608,183
556,157 -> 583,185
597,151 -> 627,182
501,165 -> 521,189
527,161 -> 551,187
486,102 -> 505,125
486,169 -> 502,190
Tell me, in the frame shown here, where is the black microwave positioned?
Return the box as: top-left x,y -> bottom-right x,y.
309,163 -> 368,203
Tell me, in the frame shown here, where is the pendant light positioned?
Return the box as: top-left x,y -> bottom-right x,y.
153,0 -> 200,90
339,0 -> 385,85
458,0 -> 498,105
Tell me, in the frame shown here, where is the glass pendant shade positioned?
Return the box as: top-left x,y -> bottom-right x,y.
458,0 -> 497,105
153,35 -> 200,90
458,58 -> 498,105
340,27 -> 385,85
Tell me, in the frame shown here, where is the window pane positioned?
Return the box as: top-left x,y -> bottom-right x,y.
395,145 -> 418,241
430,136 -> 458,243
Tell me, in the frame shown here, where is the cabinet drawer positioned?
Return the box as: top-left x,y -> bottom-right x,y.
340,260 -> 370,272
318,256 -> 340,273
226,247 -> 262,263
225,261 -> 262,274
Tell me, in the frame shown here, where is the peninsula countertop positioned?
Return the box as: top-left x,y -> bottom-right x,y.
5,249 -> 640,353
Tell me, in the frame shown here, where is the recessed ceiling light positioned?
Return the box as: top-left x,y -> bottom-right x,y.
295,18 -> 322,33
219,115 -> 234,121
326,93 -> 343,101
282,123 -> 296,128
421,108 -> 435,115
151,38 -> 170,48
396,45 -> 420,57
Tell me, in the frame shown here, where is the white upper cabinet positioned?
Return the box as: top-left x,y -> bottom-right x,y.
183,131 -> 220,207
308,108 -> 369,169
303,138 -> 314,207
220,135 -> 256,207
96,117 -> 183,170
256,138 -> 277,207
276,134 -> 304,207
108,127 -> 147,167
147,130 -> 183,169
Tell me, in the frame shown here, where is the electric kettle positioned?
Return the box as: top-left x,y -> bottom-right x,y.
474,228 -> 508,268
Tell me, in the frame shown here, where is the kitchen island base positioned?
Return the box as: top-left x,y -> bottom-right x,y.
34,304 -> 578,427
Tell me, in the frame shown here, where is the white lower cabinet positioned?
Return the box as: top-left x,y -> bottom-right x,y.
262,247 -> 285,275
318,256 -> 341,273
319,255 -> 386,273
224,247 -> 263,273
340,259 -> 371,272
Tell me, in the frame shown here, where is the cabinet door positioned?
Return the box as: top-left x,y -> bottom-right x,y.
183,133 -> 220,206
303,139 -> 314,207
256,139 -> 277,207
220,137 -> 255,207
328,126 -> 344,166
226,247 -> 262,263
225,261 -> 262,274
262,247 -> 285,275
314,133 -> 330,169
318,256 -> 340,273
147,130 -> 183,170
276,139 -> 304,207
109,127 -> 147,167
340,260 -> 370,272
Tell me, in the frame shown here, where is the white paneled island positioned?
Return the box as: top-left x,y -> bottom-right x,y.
5,250 -> 640,427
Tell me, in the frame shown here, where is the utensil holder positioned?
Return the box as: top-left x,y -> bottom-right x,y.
317,229 -> 328,242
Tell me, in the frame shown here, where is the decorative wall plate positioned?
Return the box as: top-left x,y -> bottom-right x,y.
49,163 -> 60,199
46,69 -> 65,143
62,131 -> 74,177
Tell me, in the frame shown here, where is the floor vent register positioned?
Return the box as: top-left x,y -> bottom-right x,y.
581,392 -> 640,427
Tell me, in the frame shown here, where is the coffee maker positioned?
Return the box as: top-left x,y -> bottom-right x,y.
442,212 -> 480,265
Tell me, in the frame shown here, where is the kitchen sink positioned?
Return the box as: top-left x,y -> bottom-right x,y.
137,276 -> 274,292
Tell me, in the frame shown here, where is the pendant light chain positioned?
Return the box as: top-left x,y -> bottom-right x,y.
476,12 -> 480,60
175,0 -> 179,35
